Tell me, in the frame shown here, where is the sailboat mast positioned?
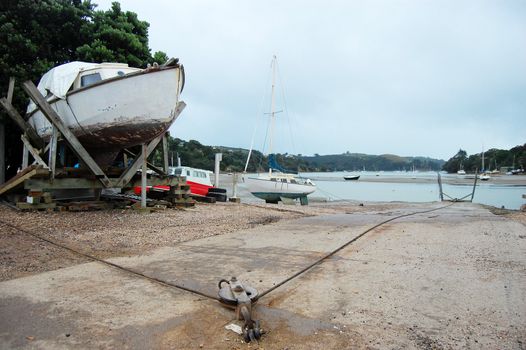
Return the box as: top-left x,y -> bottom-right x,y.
268,55 -> 277,176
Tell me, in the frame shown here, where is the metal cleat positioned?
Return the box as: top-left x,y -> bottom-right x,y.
218,277 -> 262,343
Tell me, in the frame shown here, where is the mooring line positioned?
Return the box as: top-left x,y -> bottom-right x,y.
256,202 -> 457,299
0,219 -> 220,302
1,201 -> 456,304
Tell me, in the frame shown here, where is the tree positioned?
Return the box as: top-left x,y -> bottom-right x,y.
0,0 -> 167,179
442,149 -> 467,173
76,2 -> 152,67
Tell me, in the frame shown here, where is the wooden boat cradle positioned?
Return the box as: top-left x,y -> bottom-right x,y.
0,79 -> 192,210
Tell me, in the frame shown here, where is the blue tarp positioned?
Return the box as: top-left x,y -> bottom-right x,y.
268,154 -> 297,174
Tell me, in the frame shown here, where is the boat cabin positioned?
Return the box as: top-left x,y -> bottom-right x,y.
268,172 -> 314,186
169,166 -> 213,186
72,63 -> 141,90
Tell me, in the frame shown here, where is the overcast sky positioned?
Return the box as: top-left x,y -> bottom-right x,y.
95,0 -> 525,160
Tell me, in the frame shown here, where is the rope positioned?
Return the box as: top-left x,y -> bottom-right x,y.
1,201 -> 456,304
0,219 -> 220,302
257,202 -> 456,299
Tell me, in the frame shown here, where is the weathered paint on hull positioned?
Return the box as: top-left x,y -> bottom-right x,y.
28,67 -> 183,165
251,191 -> 308,203
245,176 -> 315,199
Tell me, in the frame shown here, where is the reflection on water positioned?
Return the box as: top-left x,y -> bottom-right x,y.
301,171 -> 526,210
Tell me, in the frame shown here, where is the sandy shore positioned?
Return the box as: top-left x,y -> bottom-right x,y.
225,173 -> 526,186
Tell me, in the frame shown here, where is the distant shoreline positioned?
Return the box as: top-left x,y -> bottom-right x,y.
226,173 -> 526,186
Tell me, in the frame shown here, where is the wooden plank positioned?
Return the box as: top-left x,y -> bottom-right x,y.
24,178 -> 108,190
0,97 -> 45,149
65,201 -> 112,212
162,134 -> 169,174
114,134 -> 164,188
122,148 -> 166,176
48,126 -> 58,179
21,134 -> 48,168
16,202 -> 56,210
141,143 -> 147,208
7,77 -> 15,103
0,122 -> 4,184
22,81 -> 111,188
22,144 -> 28,168
0,165 -> 41,196
113,101 -> 185,188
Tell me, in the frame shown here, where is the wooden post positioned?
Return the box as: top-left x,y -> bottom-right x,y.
123,148 -> 166,176
214,153 -> 222,187
0,78 -> 15,184
115,134 -> 164,188
48,126 -> 58,179
7,78 -> 15,103
437,172 -> 443,201
232,173 -> 238,198
471,169 -> 478,202
21,135 -> 47,168
22,144 -> 29,169
114,102 -> 185,188
0,122 -> 4,184
0,98 -> 45,150
141,143 -> 147,208
22,81 -> 111,187
162,134 -> 169,174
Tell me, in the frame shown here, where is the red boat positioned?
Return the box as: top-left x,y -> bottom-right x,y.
134,166 -> 213,196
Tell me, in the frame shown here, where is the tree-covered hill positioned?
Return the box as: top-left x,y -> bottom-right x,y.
442,144 -> 526,173
299,152 -> 444,172
155,136 -> 445,173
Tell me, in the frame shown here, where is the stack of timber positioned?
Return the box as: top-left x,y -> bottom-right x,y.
164,183 -> 195,208
0,165 -> 50,196
16,190 -> 56,211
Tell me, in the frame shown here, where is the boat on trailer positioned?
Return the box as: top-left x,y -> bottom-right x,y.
26,59 -> 185,166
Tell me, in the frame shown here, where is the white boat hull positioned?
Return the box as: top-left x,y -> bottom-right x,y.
245,176 -> 316,203
28,67 -> 183,152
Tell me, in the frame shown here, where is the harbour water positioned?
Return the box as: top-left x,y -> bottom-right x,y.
301,171 -> 526,210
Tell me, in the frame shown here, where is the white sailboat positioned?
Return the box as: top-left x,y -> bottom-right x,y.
478,147 -> 491,181
244,56 -> 316,205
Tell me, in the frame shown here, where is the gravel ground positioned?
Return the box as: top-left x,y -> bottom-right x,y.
1,200 -> 524,283
0,201 -> 380,282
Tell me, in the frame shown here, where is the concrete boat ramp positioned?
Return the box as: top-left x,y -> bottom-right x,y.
1,203 -> 525,349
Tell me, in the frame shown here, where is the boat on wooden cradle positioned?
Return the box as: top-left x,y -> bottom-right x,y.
343,175 -> 360,181
26,59 -> 185,166
244,56 -> 316,205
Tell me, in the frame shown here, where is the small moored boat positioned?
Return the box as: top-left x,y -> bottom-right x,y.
343,175 -> 360,181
